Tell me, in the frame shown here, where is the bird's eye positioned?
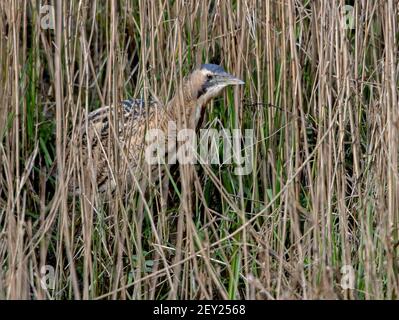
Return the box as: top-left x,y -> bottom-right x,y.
207,74 -> 213,80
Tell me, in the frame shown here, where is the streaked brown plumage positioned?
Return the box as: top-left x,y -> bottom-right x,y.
66,64 -> 244,195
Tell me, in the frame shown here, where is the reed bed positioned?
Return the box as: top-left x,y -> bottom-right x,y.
0,0 -> 398,299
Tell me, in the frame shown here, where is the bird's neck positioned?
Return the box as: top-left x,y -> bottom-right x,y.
164,85 -> 203,131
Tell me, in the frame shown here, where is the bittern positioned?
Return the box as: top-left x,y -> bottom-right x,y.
67,64 -> 244,195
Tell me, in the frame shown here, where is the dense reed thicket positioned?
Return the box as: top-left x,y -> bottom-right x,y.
0,0 -> 398,299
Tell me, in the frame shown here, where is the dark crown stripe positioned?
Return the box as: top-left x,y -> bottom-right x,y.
200,63 -> 225,74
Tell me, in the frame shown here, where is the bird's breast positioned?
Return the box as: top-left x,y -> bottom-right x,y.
195,104 -> 203,125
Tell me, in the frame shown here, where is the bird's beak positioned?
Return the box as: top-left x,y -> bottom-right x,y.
218,73 -> 245,86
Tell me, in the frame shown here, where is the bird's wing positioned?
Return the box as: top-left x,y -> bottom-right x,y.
80,99 -> 148,139
67,98 -> 161,195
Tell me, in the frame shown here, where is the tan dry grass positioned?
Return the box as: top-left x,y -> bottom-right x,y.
0,0 -> 398,299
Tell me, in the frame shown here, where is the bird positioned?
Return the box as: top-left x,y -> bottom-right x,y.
65,64 -> 244,196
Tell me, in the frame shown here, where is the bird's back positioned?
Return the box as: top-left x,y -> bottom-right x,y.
67,98 -> 163,195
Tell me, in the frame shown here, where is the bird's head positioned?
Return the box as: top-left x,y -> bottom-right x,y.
187,64 -> 244,106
